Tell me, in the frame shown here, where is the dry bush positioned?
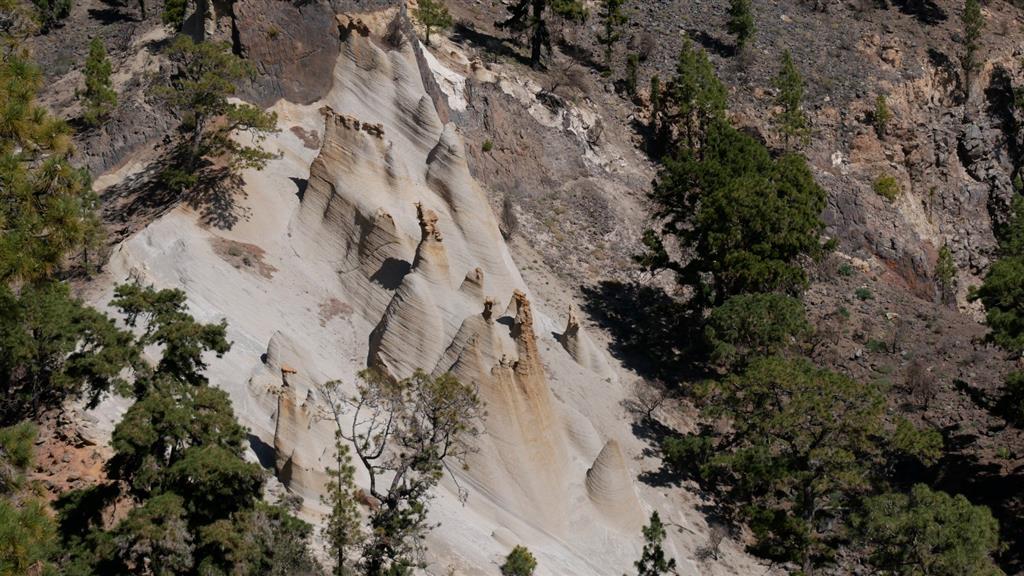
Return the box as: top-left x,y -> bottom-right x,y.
500,195 -> 519,240
625,379 -> 669,422
634,31 -> 656,62
697,520 -> 729,561
545,59 -> 592,99
906,358 -> 935,410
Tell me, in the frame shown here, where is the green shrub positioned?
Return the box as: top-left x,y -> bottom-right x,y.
482,139 -> 493,152
866,339 -> 889,353
873,174 -> 901,202
998,371 -> 1024,427
873,94 -> 890,138
855,287 -> 874,301
838,263 -> 854,277
501,545 -> 537,576
32,0 -> 71,31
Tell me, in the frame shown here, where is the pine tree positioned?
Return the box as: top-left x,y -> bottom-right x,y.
935,244 -> 957,306
635,511 -> 676,576
413,0 -> 452,46
647,120 -> 828,305
858,484 -> 1002,576
664,38 -> 727,151
625,53 -> 639,96
81,37 -> 117,127
873,93 -> 890,138
648,74 -> 662,153
321,369 -> 483,575
57,286 -> 320,575
595,0 -> 626,69
31,0 -> 70,31
961,0 -> 983,88
726,0 -> 754,51
321,411 -> 363,575
158,37 -> 278,193
497,0 -> 586,68
774,50 -> 809,149
701,357 -> 886,575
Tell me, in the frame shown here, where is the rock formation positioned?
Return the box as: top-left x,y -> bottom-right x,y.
585,440 -> 645,530
558,305 -> 613,378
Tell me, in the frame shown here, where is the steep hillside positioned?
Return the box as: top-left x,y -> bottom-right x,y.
21,0 -> 1024,573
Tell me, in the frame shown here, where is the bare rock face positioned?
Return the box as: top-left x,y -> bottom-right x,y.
233,0 -> 341,106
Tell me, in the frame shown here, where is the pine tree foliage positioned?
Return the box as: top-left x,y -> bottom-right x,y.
159,36 -> 278,193
696,357 -> 886,574
595,0 -> 626,68
413,0 -> 452,46
858,484 -> 1003,576
726,0 -> 754,50
935,244 -> 957,305
321,417 -> 364,575
648,120 -> 828,306
0,50 -> 99,285
81,37 -> 116,127
961,0 -> 983,82
658,39 -> 726,151
635,511 -> 676,576
774,50 -> 809,149
0,282 -> 137,423
56,285 -> 320,576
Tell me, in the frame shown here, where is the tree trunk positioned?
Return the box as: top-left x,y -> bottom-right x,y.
529,0 -> 544,68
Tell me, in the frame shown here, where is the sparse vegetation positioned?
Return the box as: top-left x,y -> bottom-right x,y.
482,138 -> 493,152
873,174 -> 901,202
855,286 -> 874,300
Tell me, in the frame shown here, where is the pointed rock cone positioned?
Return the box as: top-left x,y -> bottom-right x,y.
558,305 -> 583,359
585,439 -> 645,529
273,376 -> 314,491
410,202 -> 451,287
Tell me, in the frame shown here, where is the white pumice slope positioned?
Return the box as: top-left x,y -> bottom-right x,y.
84,8 -> 773,575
